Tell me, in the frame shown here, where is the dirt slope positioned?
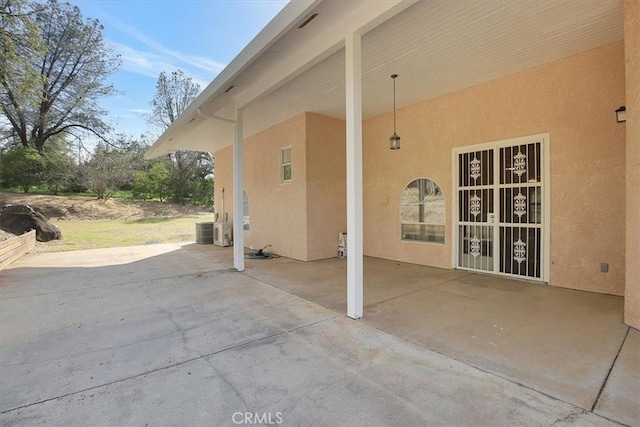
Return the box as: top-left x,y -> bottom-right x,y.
0,192 -> 212,221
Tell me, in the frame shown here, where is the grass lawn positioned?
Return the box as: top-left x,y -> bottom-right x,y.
38,214 -> 215,252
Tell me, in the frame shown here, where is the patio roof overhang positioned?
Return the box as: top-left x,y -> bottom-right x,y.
145,0 -> 624,320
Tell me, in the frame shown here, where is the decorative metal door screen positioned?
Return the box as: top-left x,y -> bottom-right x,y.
455,136 -> 547,281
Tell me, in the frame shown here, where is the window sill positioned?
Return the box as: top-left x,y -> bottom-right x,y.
400,238 -> 445,246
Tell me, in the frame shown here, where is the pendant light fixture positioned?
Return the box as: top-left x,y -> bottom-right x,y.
389,74 -> 400,150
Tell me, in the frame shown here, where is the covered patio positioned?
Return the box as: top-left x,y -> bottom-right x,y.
3,243 -> 635,425
188,245 -> 638,425
145,0 -> 640,329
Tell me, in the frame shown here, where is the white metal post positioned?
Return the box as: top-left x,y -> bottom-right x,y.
233,109 -> 245,271
345,33 -> 363,319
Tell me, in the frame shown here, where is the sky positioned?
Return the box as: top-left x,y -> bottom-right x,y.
67,0 -> 288,140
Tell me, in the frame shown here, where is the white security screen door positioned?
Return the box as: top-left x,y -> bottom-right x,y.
454,134 -> 549,281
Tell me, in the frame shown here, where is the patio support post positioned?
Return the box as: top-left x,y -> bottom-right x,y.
233,109 -> 245,272
345,32 -> 363,319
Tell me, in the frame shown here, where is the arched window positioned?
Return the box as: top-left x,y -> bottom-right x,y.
400,178 -> 445,244
243,190 -> 250,231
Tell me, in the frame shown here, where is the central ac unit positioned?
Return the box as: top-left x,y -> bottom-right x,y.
213,222 -> 232,247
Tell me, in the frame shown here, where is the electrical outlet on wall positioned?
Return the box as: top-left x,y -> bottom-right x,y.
600,263 -> 609,273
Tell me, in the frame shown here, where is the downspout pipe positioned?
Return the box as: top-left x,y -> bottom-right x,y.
198,106 -> 245,272
198,106 -> 236,223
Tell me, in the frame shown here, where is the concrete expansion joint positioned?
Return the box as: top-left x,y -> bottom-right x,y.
0,269 -> 228,301
364,273 -> 474,309
0,326 -> 303,415
356,317 -> 607,424
0,306 -> 341,416
286,315 -> 340,334
590,326 -> 631,412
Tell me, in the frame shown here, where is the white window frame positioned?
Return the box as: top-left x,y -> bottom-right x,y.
280,146 -> 292,184
400,177 -> 446,245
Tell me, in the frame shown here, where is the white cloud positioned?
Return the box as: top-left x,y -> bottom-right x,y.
86,5 -> 224,90
118,23 -> 226,74
101,10 -> 226,82
110,41 -> 211,89
128,108 -> 152,114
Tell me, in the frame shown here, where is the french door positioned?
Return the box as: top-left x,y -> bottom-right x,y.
454,134 -> 549,281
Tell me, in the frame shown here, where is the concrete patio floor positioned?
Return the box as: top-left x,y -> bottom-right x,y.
0,243 -> 637,426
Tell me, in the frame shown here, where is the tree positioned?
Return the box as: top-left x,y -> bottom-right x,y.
147,70 -> 212,204
1,0 -> 120,153
148,162 -> 170,201
82,145 -> 130,200
0,147 -> 47,192
44,151 -> 74,194
148,70 -> 199,129
112,133 -> 153,170
131,170 -> 152,200
0,0 -> 45,125
131,161 -> 172,201
41,133 -> 76,194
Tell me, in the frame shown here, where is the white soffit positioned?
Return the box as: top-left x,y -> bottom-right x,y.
244,0 -> 623,138
147,115 -> 235,157
147,0 -> 623,156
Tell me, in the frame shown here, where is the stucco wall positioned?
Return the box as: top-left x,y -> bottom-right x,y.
363,42 -> 626,296
214,112 -> 345,261
306,113 -> 347,260
214,113 -> 308,260
624,0 -> 640,329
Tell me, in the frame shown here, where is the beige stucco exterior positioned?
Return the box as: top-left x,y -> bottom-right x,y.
624,0 -> 640,329
305,114 -> 347,261
364,42 -> 626,296
215,42 -> 628,297
215,113 -> 346,261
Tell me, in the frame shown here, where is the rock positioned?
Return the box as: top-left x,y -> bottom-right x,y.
0,204 -> 62,242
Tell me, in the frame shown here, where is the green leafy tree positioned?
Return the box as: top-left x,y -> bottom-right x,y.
44,151 -> 74,194
131,170 -> 152,200
1,0 -> 120,153
165,151 -> 214,204
40,133 -> 76,194
0,147 -> 46,192
148,162 -> 171,201
130,161 -> 173,202
191,175 -> 214,205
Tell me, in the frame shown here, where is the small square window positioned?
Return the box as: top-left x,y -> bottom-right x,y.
280,146 -> 292,183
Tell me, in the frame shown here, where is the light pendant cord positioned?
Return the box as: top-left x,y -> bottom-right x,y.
391,74 -> 398,134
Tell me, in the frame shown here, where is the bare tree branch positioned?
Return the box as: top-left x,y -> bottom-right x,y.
1,0 -> 121,154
